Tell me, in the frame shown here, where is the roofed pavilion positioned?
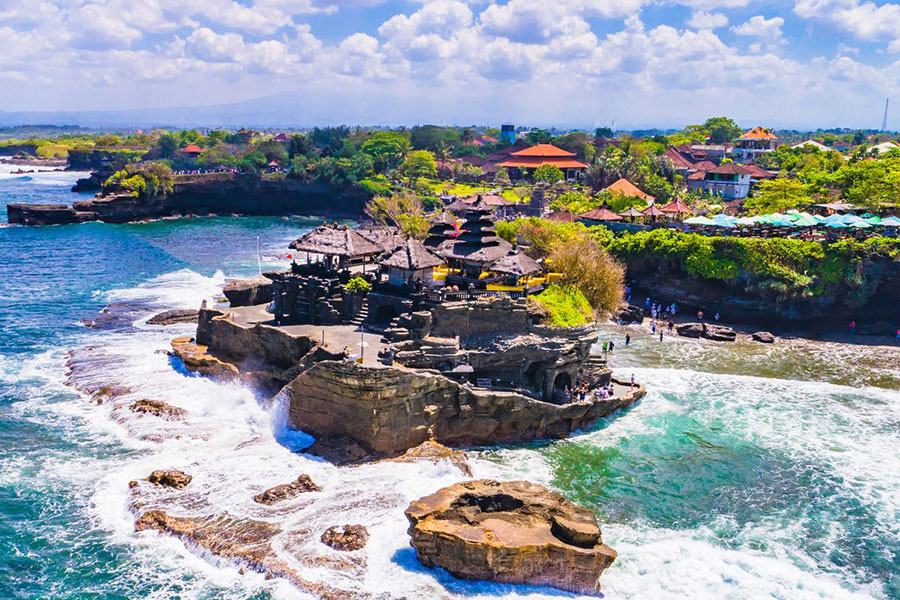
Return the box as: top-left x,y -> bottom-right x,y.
498,144 -> 587,181
438,198 -> 513,280
289,223 -> 383,272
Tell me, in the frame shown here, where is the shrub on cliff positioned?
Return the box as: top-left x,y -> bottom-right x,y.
102,161 -> 174,199
548,235 -> 625,316
529,285 -> 593,327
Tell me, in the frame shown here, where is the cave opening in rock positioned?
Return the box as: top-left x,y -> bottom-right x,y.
553,372 -> 571,392
452,493 -> 524,513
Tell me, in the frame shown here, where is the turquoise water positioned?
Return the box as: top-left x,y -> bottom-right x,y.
1,167 -> 898,599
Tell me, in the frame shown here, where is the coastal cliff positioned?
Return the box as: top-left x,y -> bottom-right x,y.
8,172 -> 370,225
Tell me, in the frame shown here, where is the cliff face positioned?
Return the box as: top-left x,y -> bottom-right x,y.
8,173 -> 370,225
286,360 -> 642,455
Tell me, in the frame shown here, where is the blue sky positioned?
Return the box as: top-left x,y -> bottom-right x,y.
1,0 -> 899,129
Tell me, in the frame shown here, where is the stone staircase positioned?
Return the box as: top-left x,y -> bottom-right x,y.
349,297 -> 369,328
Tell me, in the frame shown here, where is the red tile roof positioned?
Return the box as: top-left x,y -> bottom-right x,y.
181,144 -> 203,154
578,207 -> 622,221
605,178 -> 655,202
510,143 -> 576,158
738,126 -> 777,141
498,158 -> 588,169
709,163 -> 753,175
660,198 -> 691,214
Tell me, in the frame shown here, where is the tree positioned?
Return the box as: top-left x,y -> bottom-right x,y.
95,134 -> 122,147
494,167 -> 511,186
365,191 -> 429,239
548,234 -> 624,316
595,127 -> 614,138
289,134 -> 313,158
156,134 -> 178,158
400,150 -> 437,187
703,117 -> 742,144
256,140 -> 288,164
526,129 -> 552,144
179,129 -> 201,146
533,164 -> 564,184
744,178 -> 812,214
361,131 -> 411,173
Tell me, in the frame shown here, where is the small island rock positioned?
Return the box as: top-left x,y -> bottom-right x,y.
147,309 -> 200,326
130,399 -> 187,420
321,525 -> 369,551
676,322 -> 736,342
752,331 -> 776,344
145,469 -> 192,489
254,475 -> 321,505
223,277 -> 273,307
405,479 -> 616,595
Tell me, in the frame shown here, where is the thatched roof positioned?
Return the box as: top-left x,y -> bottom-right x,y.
618,207 -> 645,218
289,224 -> 384,258
439,237 -> 513,264
578,207 -> 622,221
356,225 -> 405,252
548,211 -> 575,223
490,252 -> 542,277
378,238 -> 445,270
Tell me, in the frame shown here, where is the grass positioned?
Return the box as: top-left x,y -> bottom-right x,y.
529,285 -> 594,327
419,178 -> 532,203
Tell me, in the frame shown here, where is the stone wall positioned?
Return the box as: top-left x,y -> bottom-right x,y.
196,308 -> 315,369
286,360 -> 643,455
429,296 -> 532,340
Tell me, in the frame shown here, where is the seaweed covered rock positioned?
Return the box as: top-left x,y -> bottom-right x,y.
130,399 -> 187,420
147,309 -> 200,326
145,469 -> 192,489
405,479 -> 616,596
321,525 -> 369,551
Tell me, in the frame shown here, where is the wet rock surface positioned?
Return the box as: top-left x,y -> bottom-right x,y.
223,277 -> 273,307
129,399 -> 187,420
147,309 -> 200,326
614,304 -> 644,324
405,479 -> 617,595
254,475 -> 321,505
321,525 -> 369,551
145,469 -> 193,489
676,322 -> 737,342
752,331 -> 776,343
305,436 -> 371,465
391,441 -> 472,476
170,336 -> 240,381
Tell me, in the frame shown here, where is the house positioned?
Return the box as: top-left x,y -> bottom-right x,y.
687,163 -> 753,199
378,238 -> 445,288
497,144 -> 588,181
791,139 -> 831,152
872,141 -> 899,155
274,133 -> 290,142
180,144 -> 203,158
604,178 -> 655,204
732,127 -> 778,163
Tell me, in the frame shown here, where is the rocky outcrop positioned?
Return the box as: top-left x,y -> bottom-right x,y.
130,399 -> 187,420
752,331 -> 776,343
614,304 -> 644,324
9,173 -> 371,225
170,337 -> 240,381
145,469 -> 192,489
253,475 -> 320,505
223,277 -> 273,308
392,441 -> 472,476
287,361 -> 644,456
320,525 -> 368,552
405,479 -> 616,595
133,510 -> 351,600
676,322 -> 737,342
147,309 -> 200,326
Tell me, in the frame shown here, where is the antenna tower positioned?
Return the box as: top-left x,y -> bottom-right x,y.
882,98 -> 889,132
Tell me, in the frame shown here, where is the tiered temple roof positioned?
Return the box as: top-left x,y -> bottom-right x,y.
378,238 -> 445,271
438,197 -> 512,264
289,224 -> 384,258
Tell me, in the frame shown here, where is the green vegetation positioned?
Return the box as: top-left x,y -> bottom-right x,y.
605,228 -> 900,303
743,178 -> 811,214
529,285 -> 593,327
346,277 -> 371,294
533,164 -> 564,184
365,191 -> 430,239
102,162 -> 174,199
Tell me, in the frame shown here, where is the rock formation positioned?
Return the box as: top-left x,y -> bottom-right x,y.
405,479 -> 616,595
320,525 -> 369,551
614,304 -> 644,324
676,322 -> 737,342
392,441 -> 472,476
130,399 -> 187,420
170,337 -> 240,381
147,309 -> 200,326
144,469 -> 192,489
223,277 -> 273,308
253,475 -> 320,505
752,331 -> 776,343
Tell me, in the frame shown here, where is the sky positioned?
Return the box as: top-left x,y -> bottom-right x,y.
1,0 -> 900,130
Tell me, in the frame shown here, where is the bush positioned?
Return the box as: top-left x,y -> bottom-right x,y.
102,161 -> 173,199
533,164 -> 564,184
548,235 -> 625,315
529,285 -> 593,327
346,277 -> 371,294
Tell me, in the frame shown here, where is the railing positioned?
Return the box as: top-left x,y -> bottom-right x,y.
422,288 -> 526,303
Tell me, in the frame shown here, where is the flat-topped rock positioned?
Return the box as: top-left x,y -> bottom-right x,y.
752,331 -> 776,343
223,277 -> 273,307
253,475 -> 320,505
676,322 -> 737,342
170,337 -> 240,381
405,479 -> 616,595
130,399 -> 187,420
147,309 -> 200,326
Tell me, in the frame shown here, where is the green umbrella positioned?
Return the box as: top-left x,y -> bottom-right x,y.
792,214 -> 819,227
684,216 -> 717,226
865,216 -> 883,225
849,221 -> 871,229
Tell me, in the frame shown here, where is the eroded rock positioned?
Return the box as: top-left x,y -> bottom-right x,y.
223,277 -> 273,307
145,469 -> 192,489
405,479 -> 616,595
254,475 -> 321,505
130,399 -> 187,420
752,331 -> 776,344
170,337 -> 240,381
392,441 -> 472,476
321,525 -> 368,551
305,436 -> 370,465
676,322 -> 737,342
147,309 -> 200,326
614,304 -> 644,324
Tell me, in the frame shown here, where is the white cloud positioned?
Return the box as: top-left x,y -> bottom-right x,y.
687,10 -> 728,29
732,15 -> 785,38
794,0 -> 900,50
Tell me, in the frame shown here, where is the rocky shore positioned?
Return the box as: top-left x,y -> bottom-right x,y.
7,172 -> 370,225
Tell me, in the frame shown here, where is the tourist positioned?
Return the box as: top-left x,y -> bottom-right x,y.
849,320 -> 856,336
644,297 -> 651,310
608,340 -> 615,352
651,322 -> 656,334
625,334 -> 631,346
698,310 -> 704,321
630,373 -> 635,390
714,312 -> 720,322
668,320 -> 674,332
659,330 -> 663,342
602,340 -> 608,353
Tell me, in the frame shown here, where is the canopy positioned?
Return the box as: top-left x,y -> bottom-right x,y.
866,216 -> 883,225
618,207 -> 645,218
880,216 -> 900,227
578,207 -> 622,221
684,216 -> 716,226
791,214 -> 820,227
849,221 -> 871,229
735,216 -> 757,226
289,224 -> 384,258
825,221 -> 848,229
642,205 -> 668,218
660,198 -> 691,214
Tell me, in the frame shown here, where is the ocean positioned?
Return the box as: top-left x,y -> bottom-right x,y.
1,164 -> 898,600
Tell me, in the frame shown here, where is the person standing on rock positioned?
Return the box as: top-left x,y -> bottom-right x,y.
602,340 -> 608,353
698,310 -> 704,321
849,321 -> 856,336
625,334 -> 631,347
608,340 -> 615,353
630,373 -> 635,390
715,312 -> 720,322
659,330 -> 663,342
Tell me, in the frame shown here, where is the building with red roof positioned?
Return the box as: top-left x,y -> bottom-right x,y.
180,144 -> 203,156
497,143 -> 587,181
687,162 -> 754,199
604,178 -> 655,204
733,126 -> 779,163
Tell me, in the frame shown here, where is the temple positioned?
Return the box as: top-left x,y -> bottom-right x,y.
497,143 -> 588,181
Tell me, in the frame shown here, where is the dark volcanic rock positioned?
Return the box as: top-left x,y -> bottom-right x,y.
254,475 -> 321,505
147,309 -> 200,326
130,399 -> 187,420
752,331 -> 776,344
676,322 -> 737,342
321,525 -> 369,551
405,479 -> 616,595
145,469 -> 192,489
223,277 -> 273,307
305,436 -> 370,465
614,304 -> 644,324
